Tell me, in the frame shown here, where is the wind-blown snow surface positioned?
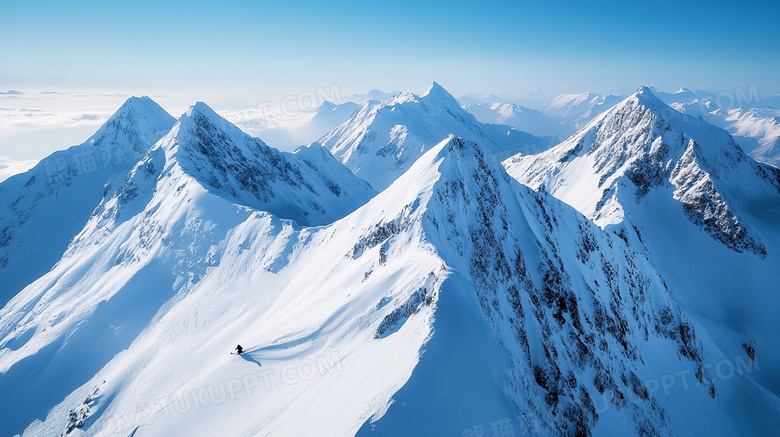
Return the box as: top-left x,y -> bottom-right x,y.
3,122 -> 778,436
505,86 -> 780,405
320,82 -> 552,191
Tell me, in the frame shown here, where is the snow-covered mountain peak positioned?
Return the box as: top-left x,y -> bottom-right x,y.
422,81 -> 461,105
623,86 -> 672,115
634,85 -> 654,97
123,95 -> 165,113
0,97 -> 176,303
320,82 -> 552,191
3,94 -> 780,436
382,82 -> 460,111
427,80 -> 445,93
113,95 -> 171,123
149,102 -> 374,226
159,101 -> 249,161
429,134 -> 505,180
506,86 -> 780,256
507,88 -> 780,411
177,101 -> 241,138
87,96 -> 175,151
291,141 -> 344,165
186,100 -> 219,117
387,89 -> 416,105
564,86 -> 734,163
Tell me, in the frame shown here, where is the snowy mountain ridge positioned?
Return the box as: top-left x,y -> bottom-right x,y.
463,85 -> 780,168
505,85 -> 780,404
157,101 -> 374,226
86,96 -> 176,153
0,86 -> 778,436
506,86 -> 780,255
644,87 -> 780,167
0,97 -> 176,305
321,82 -> 553,191
5,134 -> 778,436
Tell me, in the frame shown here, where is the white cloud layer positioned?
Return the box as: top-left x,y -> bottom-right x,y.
0,156 -> 38,182
0,91 -> 137,160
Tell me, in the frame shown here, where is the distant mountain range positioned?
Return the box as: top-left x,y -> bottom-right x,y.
1,83 -> 778,437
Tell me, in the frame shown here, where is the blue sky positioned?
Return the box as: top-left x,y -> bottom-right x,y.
1,0 -> 779,160
2,0 -> 779,98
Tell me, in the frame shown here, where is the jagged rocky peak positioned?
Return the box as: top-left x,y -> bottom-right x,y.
634,85 -> 662,103
152,101 -> 374,226
0,96 -> 176,305
521,86 -> 752,187
175,101 -> 237,139
165,101 -> 274,163
400,136 -> 727,436
506,86 -> 778,256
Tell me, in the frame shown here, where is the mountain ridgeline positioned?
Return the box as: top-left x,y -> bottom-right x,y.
0,84 -> 778,437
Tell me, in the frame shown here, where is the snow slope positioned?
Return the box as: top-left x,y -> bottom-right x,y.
723,107 -> 780,166
0,96 -> 175,304
653,90 -> 780,167
0,103 -> 387,437
2,127 -> 777,436
505,86 -> 780,401
320,82 -> 552,191
363,137 -> 779,436
159,102 -> 374,226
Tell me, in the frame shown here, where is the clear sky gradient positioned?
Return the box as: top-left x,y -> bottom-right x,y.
3,0 -> 779,97
1,0 -> 778,159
